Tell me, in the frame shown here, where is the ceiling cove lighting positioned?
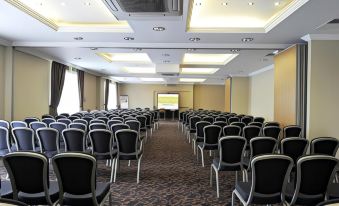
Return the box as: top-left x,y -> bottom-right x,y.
124,67 -> 155,74
181,68 -> 219,74
183,53 -> 239,65
97,53 -> 152,63
140,78 -> 164,82
179,78 -> 206,83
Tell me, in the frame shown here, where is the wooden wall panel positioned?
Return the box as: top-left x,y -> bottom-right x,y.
225,78 -> 231,112
274,45 -> 297,127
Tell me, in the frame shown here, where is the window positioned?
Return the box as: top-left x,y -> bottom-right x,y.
107,82 -> 117,109
57,69 -> 80,114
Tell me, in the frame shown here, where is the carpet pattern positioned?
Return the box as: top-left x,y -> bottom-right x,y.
1,121 -> 241,205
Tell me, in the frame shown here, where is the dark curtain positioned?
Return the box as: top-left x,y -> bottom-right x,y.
116,82 -> 120,109
105,79 -> 110,110
49,61 -> 67,116
77,70 -> 84,111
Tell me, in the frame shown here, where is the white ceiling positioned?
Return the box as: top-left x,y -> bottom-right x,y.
1,0 -> 339,84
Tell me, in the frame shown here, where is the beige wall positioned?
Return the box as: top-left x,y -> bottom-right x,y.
193,85 -> 225,111
13,50 -> 50,120
96,77 -> 105,110
83,72 -> 97,111
307,40 -> 339,141
249,68 -> 274,121
231,77 -> 249,114
119,84 -> 194,110
0,46 -> 5,119
225,78 -> 231,112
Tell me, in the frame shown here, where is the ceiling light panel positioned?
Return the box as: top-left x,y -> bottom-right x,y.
179,78 -> 206,83
140,78 -> 164,82
182,53 -> 238,65
181,68 -> 219,74
7,0 -> 132,32
97,53 -> 152,63
124,67 -> 155,74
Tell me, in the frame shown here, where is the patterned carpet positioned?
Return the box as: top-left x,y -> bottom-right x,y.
1,121 -> 240,205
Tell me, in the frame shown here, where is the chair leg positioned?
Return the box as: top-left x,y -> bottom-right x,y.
114,159 -> 118,182
193,140 -> 196,155
199,148 -> 205,167
128,160 -> 131,166
110,158 -> 115,183
210,165 -> 213,186
232,190 -> 235,206
109,192 -> 112,206
137,157 -> 142,184
216,170 -> 219,198
209,150 -> 212,156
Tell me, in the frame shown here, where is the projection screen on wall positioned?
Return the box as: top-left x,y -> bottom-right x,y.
157,93 -> 179,110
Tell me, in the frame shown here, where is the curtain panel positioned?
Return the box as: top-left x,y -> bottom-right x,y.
77,70 -> 84,111
104,79 -> 110,110
49,61 -> 67,116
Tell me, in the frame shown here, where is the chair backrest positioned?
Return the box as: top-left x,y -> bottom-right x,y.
115,129 -> 140,158
57,118 -> 72,126
264,122 -> 280,127
111,124 -> 130,136
24,117 -> 39,126
73,119 -> 88,126
241,116 -> 253,125
281,137 -> 309,165
217,136 -> 246,169
59,113 -> 70,118
69,123 -> 87,132
189,116 -> 201,130
62,129 -> 86,152
112,117 -> 124,122
310,137 -> 339,156
230,122 -> 246,134
248,122 -> 263,128
36,128 -> 59,152
0,126 -> 11,151
253,117 -> 265,123
144,114 -> 151,126
136,116 -> 146,128
3,152 -> 52,204
202,116 -> 214,124
41,118 -> 56,126
284,125 -> 302,138
228,117 -> 240,124
250,137 -> 277,158
97,117 -> 109,124
223,125 -> 241,136
89,119 -> 105,125
262,126 -> 281,140
290,155 -> 338,205
68,116 -> 79,121
203,125 -> 221,145
243,126 -> 261,143
88,129 -> 113,157
215,117 -> 227,122
0,120 -> 10,129
42,114 -> 54,119
107,120 -> 123,130
29,121 -> 47,132
213,121 -> 228,129
11,121 -> 27,129
248,155 -> 293,204
49,122 -> 67,139
89,123 -> 107,130
125,120 -> 140,133
82,117 -> 93,124
12,127 -> 35,151
196,121 -> 211,138
52,153 -> 98,205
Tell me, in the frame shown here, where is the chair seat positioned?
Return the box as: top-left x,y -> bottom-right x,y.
285,182 -> 324,205
197,142 -> 218,150
119,150 -> 143,160
1,180 -> 13,199
235,182 -> 282,204
212,158 -> 242,171
63,182 -> 110,206
18,181 -> 59,205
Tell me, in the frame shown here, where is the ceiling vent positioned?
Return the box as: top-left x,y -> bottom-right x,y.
160,73 -> 179,77
102,0 -> 182,19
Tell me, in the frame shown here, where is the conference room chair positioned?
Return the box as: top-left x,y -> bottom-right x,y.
0,120 -> 9,129
82,117 -> 93,124
231,122 -> 246,136
49,122 -> 67,148
11,128 -> 36,151
178,112 -> 185,129
89,129 -> 116,183
112,117 -> 124,122
3,152 -> 59,205
23,117 -> 39,126
69,122 -> 87,133
144,114 -> 153,137
253,117 -> 265,123
241,116 -> 253,126
73,118 -> 88,126
111,123 -> 130,138
153,111 -> 160,130
262,126 -> 281,140
97,117 -> 109,124
0,198 -> 27,206
107,120 -> 122,130
90,119 -> 105,125
310,137 -> 339,156
215,117 -> 227,122
213,121 -> 228,130
264,121 -> 280,127
210,136 -> 247,198
59,113 -> 70,118
0,127 -> 12,156
89,123 -> 108,131
52,152 -> 111,205
68,115 -> 79,121
36,128 -> 60,158
29,121 -> 47,132
202,116 -> 214,124
187,116 -> 201,143
232,155 -> 293,206
55,115 -> 66,120
193,121 -> 211,155
197,125 -> 222,167
283,125 -> 302,138
125,120 -> 144,141
316,199 -> 339,206
136,115 -> 148,139
57,118 -> 72,127
62,128 -> 86,152
280,137 -> 309,167
41,114 -> 54,119
10,121 -> 27,129
247,122 -> 263,128
41,118 -> 56,126
242,126 -> 261,146
223,125 -> 241,137
124,116 -> 137,123
114,129 -> 143,183
285,155 -> 338,205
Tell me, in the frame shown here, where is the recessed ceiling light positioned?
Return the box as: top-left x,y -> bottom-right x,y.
274,2 -> 280,6
84,2 -> 91,6
124,67 -> 155,74
230,49 -> 240,52
90,47 -> 98,50
162,54 -> 170,57
124,37 -> 134,41
74,37 -> 83,41
248,2 -> 254,6
189,37 -> 201,42
195,2 -> 202,6
74,57 -> 82,60
140,78 -> 164,82
242,37 -> 254,42
181,68 -> 219,74
153,27 -> 165,31
179,78 -> 206,83
183,53 -> 239,65
60,2 -> 66,6
222,2 -> 228,6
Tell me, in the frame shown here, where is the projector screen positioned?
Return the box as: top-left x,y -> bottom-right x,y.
157,93 -> 179,110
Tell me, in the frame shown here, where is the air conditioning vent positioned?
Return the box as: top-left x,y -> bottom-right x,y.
160,73 -> 179,77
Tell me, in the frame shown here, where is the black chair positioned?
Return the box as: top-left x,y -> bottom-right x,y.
89,123 -> 107,130
114,129 -> 143,183
29,121 -> 47,132
111,124 -> 130,138
285,155 -> 338,205
136,116 -> 148,141
241,116 -> 253,125
10,121 -> 27,128
62,128 -> 86,152
253,117 -> 265,123
310,137 -> 339,156
232,155 -> 293,206
262,126 -> 281,140
231,122 -> 246,136
213,121 -> 228,129
55,115 -> 66,120
228,117 -> 240,124
57,118 -> 72,127
97,117 -> 109,124
82,117 -> 93,125
210,136 -> 247,198
41,118 -> 56,126
23,117 -> 39,126
281,137 -> 309,166
248,122 -> 263,128
68,116 -> 79,121
42,114 -> 54,119
88,129 -> 116,183
223,125 -> 241,136
284,125 -> 302,138
193,121 -> 211,155
202,116 -> 214,124
69,123 -> 87,132
215,117 -> 227,122
187,116 -> 201,143
52,153 -> 111,205
11,128 -> 36,151
144,114 -> 153,136
112,117 -> 124,122
264,121 -> 280,127
0,127 -> 12,156
3,152 -> 59,205
73,119 -> 88,126
197,125 -> 222,167
242,126 -> 261,147
36,128 -> 59,158
0,120 -> 9,129
126,120 -> 144,141
107,120 -> 123,131
49,122 -> 67,148
59,113 -> 70,118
